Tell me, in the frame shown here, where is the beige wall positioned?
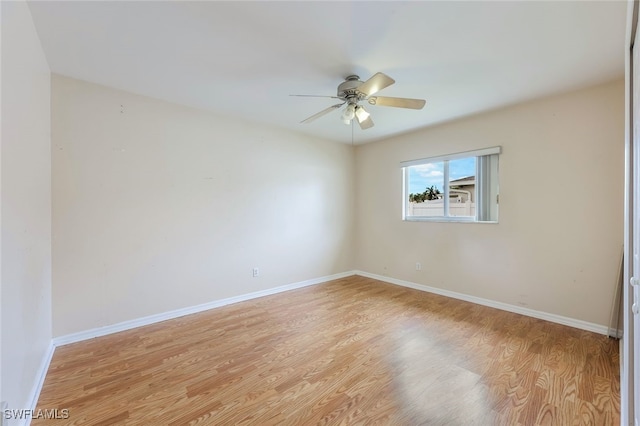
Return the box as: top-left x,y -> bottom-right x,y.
355,80 -> 624,327
51,75 -> 355,337
1,0 -> 52,410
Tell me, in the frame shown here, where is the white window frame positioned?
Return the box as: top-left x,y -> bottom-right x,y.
401,146 -> 501,223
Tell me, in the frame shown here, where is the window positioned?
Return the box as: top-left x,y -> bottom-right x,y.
402,147 -> 500,222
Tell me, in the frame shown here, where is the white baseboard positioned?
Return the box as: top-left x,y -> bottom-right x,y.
354,270 -> 612,335
23,341 -> 55,426
53,269 -> 613,346
53,271 -> 356,347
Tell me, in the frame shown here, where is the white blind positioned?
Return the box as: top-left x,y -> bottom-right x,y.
400,146 -> 501,168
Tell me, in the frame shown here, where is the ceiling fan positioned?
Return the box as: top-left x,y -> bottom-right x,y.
292,72 -> 426,130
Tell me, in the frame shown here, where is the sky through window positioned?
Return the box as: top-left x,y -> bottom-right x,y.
408,156 -> 475,194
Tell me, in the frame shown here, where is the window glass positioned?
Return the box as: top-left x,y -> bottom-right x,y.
402,147 -> 499,223
407,162 -> 444,217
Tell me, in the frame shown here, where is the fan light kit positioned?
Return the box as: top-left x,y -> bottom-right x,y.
292,73 -> 426,130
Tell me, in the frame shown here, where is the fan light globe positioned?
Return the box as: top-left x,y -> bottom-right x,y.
341,104 -> 356,122
355,106 -> 370,121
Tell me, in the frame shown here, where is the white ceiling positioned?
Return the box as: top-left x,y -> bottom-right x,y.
27,1 -> 627,145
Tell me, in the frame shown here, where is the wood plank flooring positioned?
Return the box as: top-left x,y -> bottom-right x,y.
34,276 -> 620,425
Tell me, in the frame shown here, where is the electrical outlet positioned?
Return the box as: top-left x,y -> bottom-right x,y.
416,262 -> 422,271
252,267 -> 259,277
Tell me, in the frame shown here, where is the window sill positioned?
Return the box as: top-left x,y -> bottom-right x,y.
403,216 -> 498,224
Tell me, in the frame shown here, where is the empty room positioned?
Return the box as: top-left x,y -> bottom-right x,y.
3,1 -> 640,425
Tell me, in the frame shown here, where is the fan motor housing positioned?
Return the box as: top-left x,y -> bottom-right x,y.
337,75 -> 364,100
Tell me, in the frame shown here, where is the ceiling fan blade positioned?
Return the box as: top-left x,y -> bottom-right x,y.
357,72 -> 395,97
358,116 -> 374,130
300,103 -> 345,123
356,107 -> 374,130
290,94 -> 341,99
368,96 -> 426,110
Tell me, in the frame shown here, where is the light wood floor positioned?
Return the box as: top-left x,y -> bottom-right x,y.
35,276 -> 619,425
